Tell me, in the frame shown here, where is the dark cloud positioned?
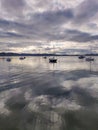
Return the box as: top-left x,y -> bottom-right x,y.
1,0 -> 25,7
31,9 -> 74,26
64,29 -> 98,42
0,31 -> 25,38
70,33 -> 98,43
0,9 -> 74,40
1,0 -> 27,16
0,18 -> 98,44
41,28 -> 98,43
73,0 -> 98,24
0,19 -> 28,32
0,19 -> 33,38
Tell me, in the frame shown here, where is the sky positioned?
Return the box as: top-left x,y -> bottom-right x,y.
0,0 -> 98,54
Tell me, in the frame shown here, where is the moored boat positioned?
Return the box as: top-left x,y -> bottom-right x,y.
6,58 -> 11,62
49,57 -> 57,63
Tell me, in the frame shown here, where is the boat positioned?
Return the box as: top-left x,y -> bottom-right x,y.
78,55 -> 85,59
49,43 -> 57,63
43,56 -> 47,59
49,57 -> 57,63
19,57 -> 26,60
85,47 -> 94,61
6,58 -> 11,62
85,57 -> 94,61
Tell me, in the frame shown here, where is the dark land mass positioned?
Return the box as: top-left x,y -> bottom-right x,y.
0,52 -> 98,56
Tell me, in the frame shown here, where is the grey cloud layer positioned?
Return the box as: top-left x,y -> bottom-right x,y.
1,0 -> 27,16
74,0 -> 98,24
0,0 -> 98,53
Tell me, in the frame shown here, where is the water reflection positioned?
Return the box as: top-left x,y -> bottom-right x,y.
0,56 -> 98,130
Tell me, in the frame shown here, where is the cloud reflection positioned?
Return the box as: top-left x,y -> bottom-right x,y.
0,57 -> 98,129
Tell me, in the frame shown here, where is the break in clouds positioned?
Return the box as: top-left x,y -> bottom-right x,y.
0,0 -> 98,54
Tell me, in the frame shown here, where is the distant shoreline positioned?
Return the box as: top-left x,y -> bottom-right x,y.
0,52 -> 98,56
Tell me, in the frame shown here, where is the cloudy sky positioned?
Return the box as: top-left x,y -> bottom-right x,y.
0,0 -> 98,54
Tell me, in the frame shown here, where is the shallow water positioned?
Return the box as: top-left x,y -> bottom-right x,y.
0,56 -> 98,130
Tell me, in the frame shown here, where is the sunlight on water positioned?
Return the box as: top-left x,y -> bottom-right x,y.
0,56 -> 98,130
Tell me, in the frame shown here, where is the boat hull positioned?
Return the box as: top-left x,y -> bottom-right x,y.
49,58 -> 57,63
85,58 -> 94,61
6,58 -> 11,62
78,55 -> 85,59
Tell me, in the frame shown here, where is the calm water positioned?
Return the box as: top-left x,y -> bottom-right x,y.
0,56 -> 98,130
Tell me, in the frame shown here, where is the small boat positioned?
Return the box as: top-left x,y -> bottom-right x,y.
49,43 -> 57,63
85,47 -> 94,61
78,55 -> 85,59
49,57 -> 57,63
19,57 -> 26,60
43,56 -> 47,59
85,57 -> 94,61
6,58 -> 11,62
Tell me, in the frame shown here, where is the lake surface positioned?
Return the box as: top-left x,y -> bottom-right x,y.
0,56 -> 98,130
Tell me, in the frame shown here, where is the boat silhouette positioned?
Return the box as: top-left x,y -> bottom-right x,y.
6,58 -> 11,62
49,43 -> 57,63
49,57 -> 57,63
